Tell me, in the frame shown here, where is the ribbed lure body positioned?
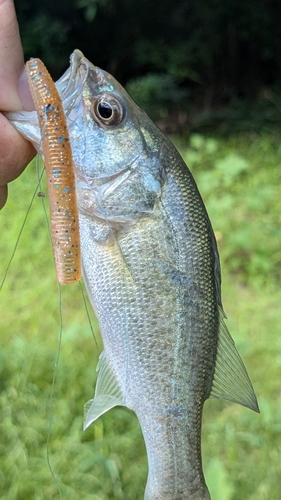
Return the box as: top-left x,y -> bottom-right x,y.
26,58 -> 81,284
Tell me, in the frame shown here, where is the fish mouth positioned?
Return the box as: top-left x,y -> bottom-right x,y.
56,49 -> 89,116
5,49 -> 90,150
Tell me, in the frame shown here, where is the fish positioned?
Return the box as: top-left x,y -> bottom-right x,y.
6,50 -> 259,500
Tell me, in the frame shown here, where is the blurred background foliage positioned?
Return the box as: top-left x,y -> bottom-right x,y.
1,1 -> 281,499
14,0 -> 281,130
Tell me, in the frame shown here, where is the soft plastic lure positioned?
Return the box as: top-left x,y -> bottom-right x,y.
26,58 -> 81,284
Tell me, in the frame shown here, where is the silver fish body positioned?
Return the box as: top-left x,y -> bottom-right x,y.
7,51 -> 259,500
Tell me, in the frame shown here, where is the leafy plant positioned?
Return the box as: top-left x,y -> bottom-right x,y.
126,73 -> 189,120
177,132 -> 281,283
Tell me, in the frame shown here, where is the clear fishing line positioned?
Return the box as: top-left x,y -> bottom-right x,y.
69,87 -> 133,403
78,280 -> 100,353
1,156 -> 63,495
0,159 -> 44,292
46,282 -> 64,500
35,121 -> 95,497
34,146 -> 99,497
33,94 -> 99,496
64,114 -> 100,351
34,151 -> 63,498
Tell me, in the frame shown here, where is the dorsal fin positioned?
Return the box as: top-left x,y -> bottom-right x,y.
84,351 -> 126,430
209,308 -> 259,413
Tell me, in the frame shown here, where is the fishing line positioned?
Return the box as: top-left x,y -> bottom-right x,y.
34,129 -> 64,497
66,114 -> 102,353
68,101 -> 134,401
0,160 -> 44,292
46,282 -> 63,500
36,104 -> 98,496
78,280 -> 100,354
1,154 -> 63,495
35,152 -> 52,246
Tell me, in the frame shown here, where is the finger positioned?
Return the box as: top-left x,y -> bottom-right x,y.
0,0 -> 32,110
0,112 -> 35,186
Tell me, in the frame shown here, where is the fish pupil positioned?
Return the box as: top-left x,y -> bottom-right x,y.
98,102 -> 112,119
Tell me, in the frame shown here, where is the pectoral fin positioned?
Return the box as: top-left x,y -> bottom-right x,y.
84,352 -> 126,430
209,309 -> 259,413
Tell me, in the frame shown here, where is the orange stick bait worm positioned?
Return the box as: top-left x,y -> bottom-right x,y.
26,58 -> 81,285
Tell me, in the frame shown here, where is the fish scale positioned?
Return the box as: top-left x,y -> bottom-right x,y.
6,49 -> 259,500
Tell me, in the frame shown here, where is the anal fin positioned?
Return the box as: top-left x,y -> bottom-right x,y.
209,308 -> 259,413
84,351 -> 126,430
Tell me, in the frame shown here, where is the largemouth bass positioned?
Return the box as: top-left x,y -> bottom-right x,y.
7,50 -> 259,500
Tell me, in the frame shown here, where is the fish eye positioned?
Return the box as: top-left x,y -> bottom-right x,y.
91,94 -> 124,126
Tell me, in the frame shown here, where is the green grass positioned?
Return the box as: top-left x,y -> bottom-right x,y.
0,132 -> 280,499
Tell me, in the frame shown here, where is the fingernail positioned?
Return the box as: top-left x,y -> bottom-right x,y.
18,69 -> 34,111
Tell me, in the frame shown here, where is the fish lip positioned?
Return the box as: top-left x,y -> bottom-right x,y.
55,49 -> 90,116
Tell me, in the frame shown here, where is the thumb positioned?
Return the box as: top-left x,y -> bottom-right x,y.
0,0 -> 33,111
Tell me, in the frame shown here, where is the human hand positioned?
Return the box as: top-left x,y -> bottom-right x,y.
0,0 -> 36,209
